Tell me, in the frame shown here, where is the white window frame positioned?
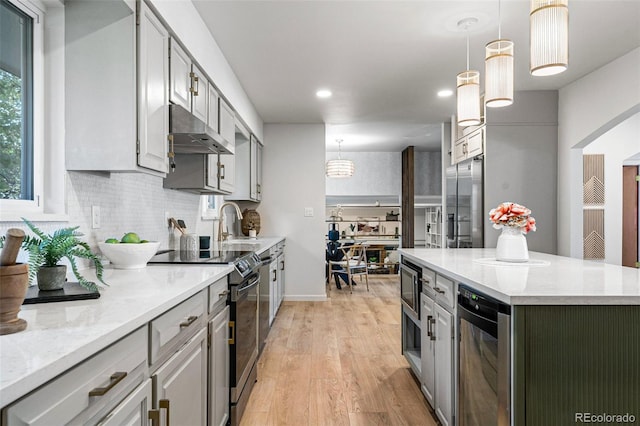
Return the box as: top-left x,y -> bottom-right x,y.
200,194 -> 222,220
0,0 -> 67,222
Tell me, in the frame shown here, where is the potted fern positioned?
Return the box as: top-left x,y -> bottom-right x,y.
0,218 -> 106,292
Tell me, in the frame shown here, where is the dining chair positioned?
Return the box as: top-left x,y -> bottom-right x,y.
328,243 -> 369,293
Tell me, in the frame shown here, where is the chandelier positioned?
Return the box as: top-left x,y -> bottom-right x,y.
326,139 -> 354,178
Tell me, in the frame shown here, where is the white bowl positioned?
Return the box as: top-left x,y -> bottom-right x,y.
98,241 -> 161,269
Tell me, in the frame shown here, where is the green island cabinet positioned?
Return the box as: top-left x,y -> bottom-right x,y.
399,248 -> 640,426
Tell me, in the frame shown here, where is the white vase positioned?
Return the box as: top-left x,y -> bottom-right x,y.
495,227 -> 529,262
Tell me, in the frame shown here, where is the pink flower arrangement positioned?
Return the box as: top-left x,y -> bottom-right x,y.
489,202 -> 537,234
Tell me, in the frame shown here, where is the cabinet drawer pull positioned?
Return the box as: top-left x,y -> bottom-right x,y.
189,72 -> 199,96
88,371 -> 127,397
160,399 -> 170,426
148,409 -> 160,426
434,287 -> 445,294
426,315 -> 433,337
228,321 -> 235,345
218,290 -> 230,299
419,277 -> 430,284
219,163 -> 225,180
179,315 -> 198,328
280,260 -> 285,270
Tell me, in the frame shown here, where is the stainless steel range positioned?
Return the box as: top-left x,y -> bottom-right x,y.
149,249 -> 262,426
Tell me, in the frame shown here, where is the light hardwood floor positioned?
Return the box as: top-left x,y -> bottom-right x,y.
240,275 -> 439,426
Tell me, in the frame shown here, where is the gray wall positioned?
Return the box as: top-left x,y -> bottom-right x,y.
261,124 -> 327,300
415,151 -> 442,197
325,151 -> 400,197
484,91 -> 558,254
325,150 -> 441,199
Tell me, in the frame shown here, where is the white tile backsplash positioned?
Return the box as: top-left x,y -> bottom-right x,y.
0,171 -> 202,271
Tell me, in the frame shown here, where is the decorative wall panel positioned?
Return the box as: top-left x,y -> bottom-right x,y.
583,210 -> 605,260
583,154 -> 605,260
583,154 -> 605,205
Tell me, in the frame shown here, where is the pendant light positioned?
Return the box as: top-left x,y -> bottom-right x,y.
457,18 -> 481,127
485,0 -> 514,107
530,0 -> 569,76
326,139 -> 355,178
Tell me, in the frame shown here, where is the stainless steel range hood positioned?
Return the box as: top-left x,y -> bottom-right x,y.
169,104 -> 234,155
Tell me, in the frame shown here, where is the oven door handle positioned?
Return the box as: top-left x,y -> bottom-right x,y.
237,276 -> 260,294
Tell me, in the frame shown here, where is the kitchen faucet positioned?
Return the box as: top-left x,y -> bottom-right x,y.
218,201 -> 244,242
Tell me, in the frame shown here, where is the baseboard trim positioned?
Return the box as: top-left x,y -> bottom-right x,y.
283,294 -> 328,302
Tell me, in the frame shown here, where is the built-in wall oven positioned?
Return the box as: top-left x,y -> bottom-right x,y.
458,285 -> 511,426
400,257 -> 422,318
400,257 -> 422,378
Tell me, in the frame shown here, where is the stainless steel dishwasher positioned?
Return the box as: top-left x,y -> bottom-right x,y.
458,285 -> 511,426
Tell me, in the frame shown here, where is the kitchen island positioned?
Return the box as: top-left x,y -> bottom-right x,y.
399,248 -> 640,426
0,264 -> 233,415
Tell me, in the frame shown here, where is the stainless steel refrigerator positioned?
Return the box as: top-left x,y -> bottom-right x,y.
446,158 -> 484,248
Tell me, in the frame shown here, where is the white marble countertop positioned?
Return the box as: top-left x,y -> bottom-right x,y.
0,264 -> 233,408
218,236 -> 285,255
399,248 -> 640,305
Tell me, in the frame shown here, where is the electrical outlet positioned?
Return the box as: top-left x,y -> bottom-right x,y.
91,205 -> 101,229
304,207 -> 314,217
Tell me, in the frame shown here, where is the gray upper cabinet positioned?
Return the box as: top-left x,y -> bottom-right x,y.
137,1 -> 169,173
65,0 -> 169,175
218,104 -> 239,194
169,40 -> 210,126
218,98 -> 235,145
191,64 -> 208,123
225,132 -> 262,202
169,40 -> 192,112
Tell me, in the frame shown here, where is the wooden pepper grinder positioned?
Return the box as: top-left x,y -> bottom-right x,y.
0,228 -> 29,335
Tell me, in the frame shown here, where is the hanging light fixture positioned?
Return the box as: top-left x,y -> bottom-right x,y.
530,0 -> 569,76
326,139 -> 354,178
485,0 -> 514,107
457,18 -> 482,127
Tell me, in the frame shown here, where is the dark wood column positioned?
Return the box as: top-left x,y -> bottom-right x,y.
402,146 -> 414,248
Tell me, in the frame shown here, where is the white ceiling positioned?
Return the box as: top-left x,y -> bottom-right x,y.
192,0 -> 640,152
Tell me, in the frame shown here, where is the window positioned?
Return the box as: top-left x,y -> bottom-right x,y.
201,195 -> 222,220
0,0 -> 34,201
0,0 -> 65,221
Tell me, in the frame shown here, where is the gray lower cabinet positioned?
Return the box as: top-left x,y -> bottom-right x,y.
208,306 -> 230,426
420,268 -> 455,426
276,243 -> 285,314
97,379 -> 153,426
2,327 -> 148,425
152,328 -> 208,426
1,281 -> 230,426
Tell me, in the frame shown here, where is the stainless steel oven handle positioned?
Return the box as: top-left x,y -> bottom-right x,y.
237,276 -> 260,294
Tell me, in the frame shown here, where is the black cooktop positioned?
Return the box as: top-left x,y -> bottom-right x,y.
149,249 -> 252,264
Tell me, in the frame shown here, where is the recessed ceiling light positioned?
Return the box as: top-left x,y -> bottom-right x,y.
316,89 -> 332,98
437,89 -> 453,98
